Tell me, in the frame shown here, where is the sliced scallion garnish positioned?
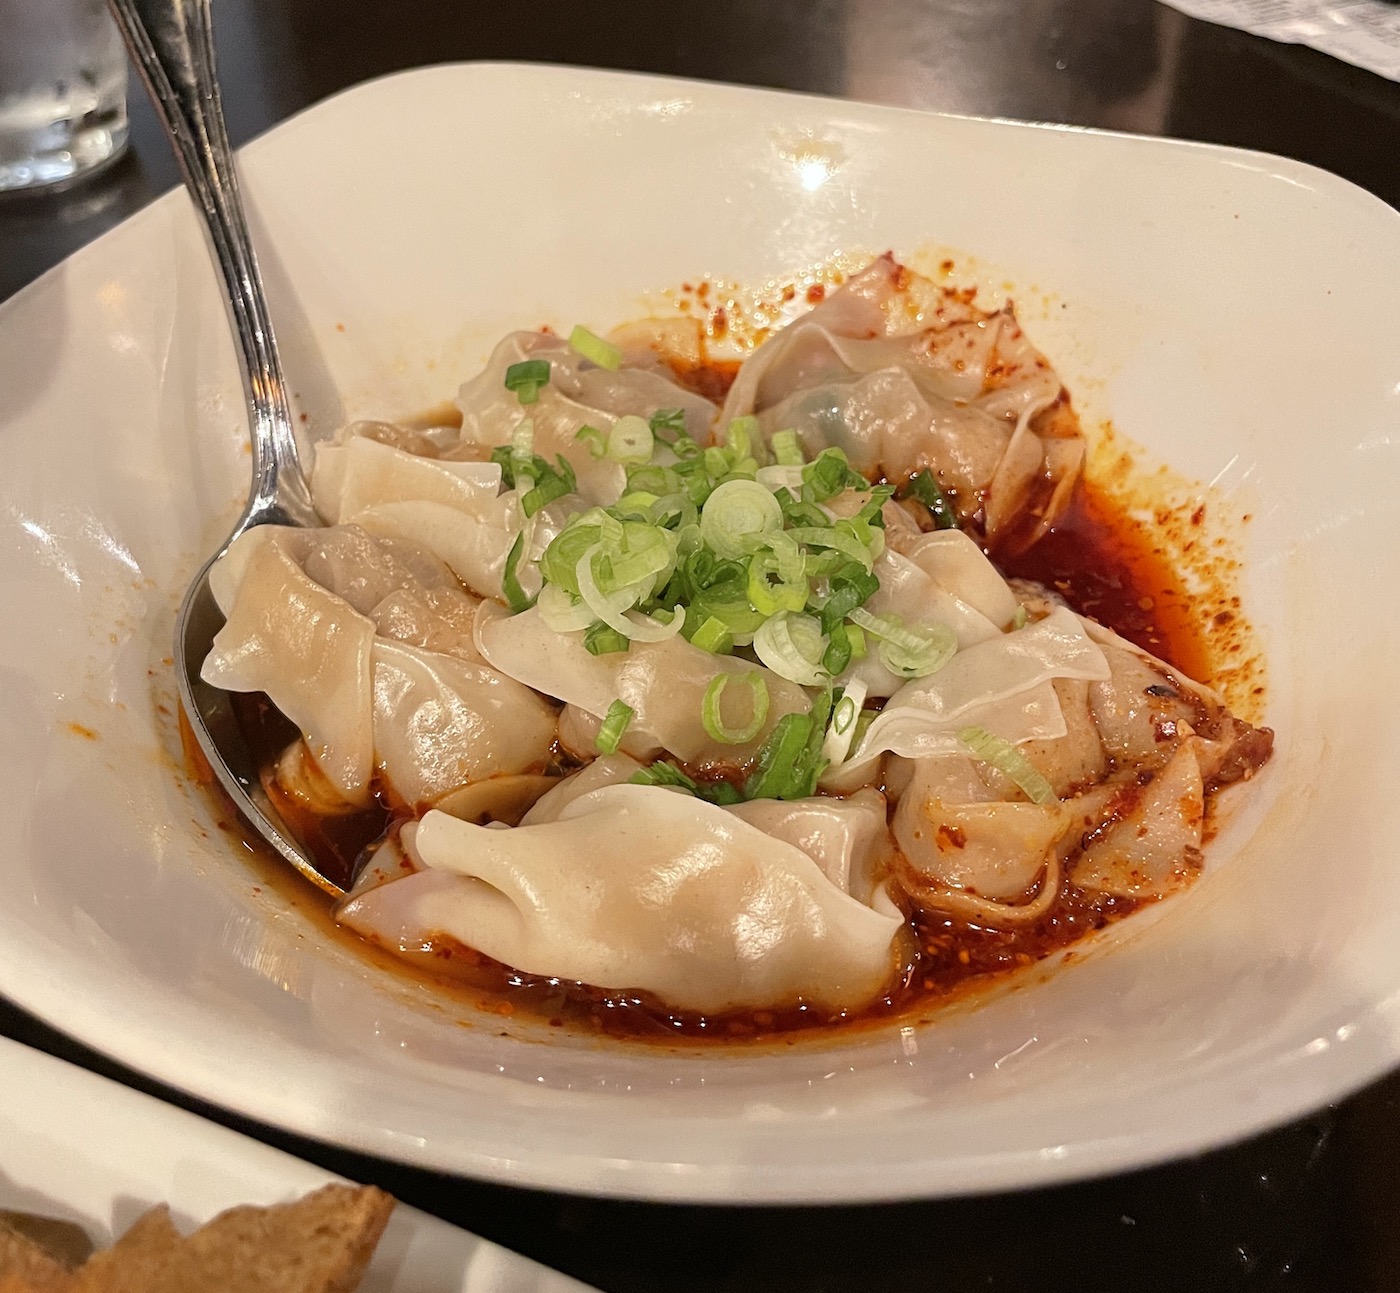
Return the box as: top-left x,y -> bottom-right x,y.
607,414 -> 654,463
771,429 -> 805,466
649,407 -> 688,438
595,699 -> 635,753
902,469 -> 960,530
700,479 -> 784,559
583,622 -> 630,656
574,424 -> 607,458
848,607 -> 957,678
701,671 -> 769,745
742,689 -> 830,801
504,359 -> 550,405
690,615 -> 734,655
821,676 -> 868,768
501,530 -> 532,613
753,612 -> 827,686
569,325 -> 623,371
959,725 -> 1057,805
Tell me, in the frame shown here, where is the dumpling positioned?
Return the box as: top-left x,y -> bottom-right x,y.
719,255 -> 1083,549
204,524 -> 559,813
203,527 -> 375,803
310,429 -> 538,601
335,783 -> 904,1014
887,616 -> 1272,922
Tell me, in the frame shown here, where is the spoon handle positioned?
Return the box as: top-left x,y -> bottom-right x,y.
107,0 -> 316,530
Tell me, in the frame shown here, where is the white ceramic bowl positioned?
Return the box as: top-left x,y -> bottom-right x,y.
1,63 -> 1398,1203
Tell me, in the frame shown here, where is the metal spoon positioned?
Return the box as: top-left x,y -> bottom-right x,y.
108,0 -> 339,894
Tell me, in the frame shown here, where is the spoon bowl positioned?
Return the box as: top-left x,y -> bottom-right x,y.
108,0 -> 339,894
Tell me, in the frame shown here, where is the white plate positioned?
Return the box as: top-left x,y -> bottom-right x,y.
0,1037 -> 593,1292
1,63 -> 1399,1203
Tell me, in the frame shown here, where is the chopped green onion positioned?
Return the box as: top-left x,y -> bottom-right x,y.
848,607 -> 957,678
784,525 -> 876,571
701,671 -> 770,746
510,419 -> 536,484
569,325 -> 622,371
520,455 -> 576,517
743,714 -> 812,800
629,760 -> 743,806
501,530 -> 532,613
607,414 -> 654,463
504,359 -> 551,405
801,448 -> 864,502
959,725 -> 1057,805
584,622 -> 630,656
574,424 -> 607,458
743,690 -> 831,801
821,621 -> 854,675
690,615 -> 734,655
627,464 -> 679,495
902,469 -> 960,530
576,543 -> 683,642
724,415 -> 763,464
595,700 -> 635,753
818,565 -> 880,632
753,612 -> 828,686
771,429 -> 805,466
649,408 -> 688,438
1013,604 -> 1029,630
777,493 -> 829,530
821,677 -> 868,767
700,479 -> 784,559
747,548 -> 808,616
536,583 -> 594,632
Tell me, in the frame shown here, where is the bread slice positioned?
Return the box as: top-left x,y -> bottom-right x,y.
69,1184 -> 393,1293
0,1218 -> 78,1292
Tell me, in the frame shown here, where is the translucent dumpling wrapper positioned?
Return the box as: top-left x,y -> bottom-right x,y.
886,623 -> 1263,920
203,527 -> 376,803
309,427 -> 550,601
840,529 -> 1022,699
719,255 -> 1083,548
367,583 -> 485,665
205,524 -> 558,810
1069,740 -> 1206,897
727,788 -> 893,907
524,767 -> 895,909
311,431 -> 502,524
892,752 -> 1074,922
519,753 -> 644,824
475,603 -> 810,766
834,606 -> 1111,784
370,640 -> 557,809
455,331 -> 717,506
336,784 -> 905,1014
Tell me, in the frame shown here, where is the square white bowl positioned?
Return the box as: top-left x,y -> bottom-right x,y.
1,62 -> 1399,1202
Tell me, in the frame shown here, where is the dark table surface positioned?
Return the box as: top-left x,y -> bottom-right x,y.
3,2 -> 1400,1289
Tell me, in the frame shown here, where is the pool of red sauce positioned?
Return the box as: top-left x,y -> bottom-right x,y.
206,363 -> 1214,1048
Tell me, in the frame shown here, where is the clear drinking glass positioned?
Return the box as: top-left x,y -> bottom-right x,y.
0,0 -> 129,192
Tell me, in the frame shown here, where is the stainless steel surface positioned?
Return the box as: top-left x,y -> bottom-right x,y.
106,0 -> 334,893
